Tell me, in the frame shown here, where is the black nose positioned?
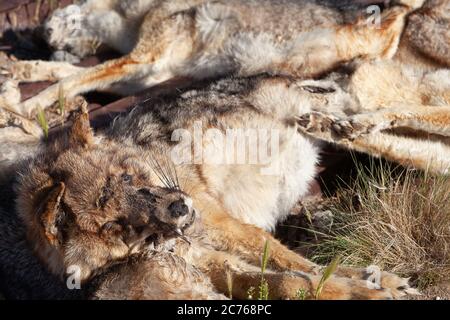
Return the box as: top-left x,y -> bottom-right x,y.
168,199 -> 189,218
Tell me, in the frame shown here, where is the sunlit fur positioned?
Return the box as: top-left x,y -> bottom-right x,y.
13,75 -> 419,299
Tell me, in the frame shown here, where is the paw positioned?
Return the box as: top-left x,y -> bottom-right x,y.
297,112 -> 338,134
296,112 -> 372,141
0,53 -> 54,82
363,265 -> 420,299
379,271 -> 420,299
335,265 -> 419,300
0,55 -> 37,82
329,118 -> 371,140
326,278 -> 395,300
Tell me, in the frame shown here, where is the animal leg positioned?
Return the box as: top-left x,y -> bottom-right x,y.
345,106 -> 450,138
195,248 -> 394,300
2,55 -> 150,117
195,197 -> 320,274
296,112 -> 450,173
196,193 -> 417,298
4,8 -> 198,118
0,53 -> 84,82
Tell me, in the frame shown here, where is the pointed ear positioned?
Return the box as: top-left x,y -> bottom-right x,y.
69,107 -> 94,148
39,182 -> 66,247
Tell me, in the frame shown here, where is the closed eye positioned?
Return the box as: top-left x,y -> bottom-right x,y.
101,221 -> 123,233
301,85 -> 336,94
121,173 -> 133,184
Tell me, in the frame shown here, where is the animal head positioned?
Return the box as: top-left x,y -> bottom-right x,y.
43,4 -> 99,59
15,111 -> 195,283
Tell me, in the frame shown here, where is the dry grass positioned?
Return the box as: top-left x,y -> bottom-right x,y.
306,159 -> 450,290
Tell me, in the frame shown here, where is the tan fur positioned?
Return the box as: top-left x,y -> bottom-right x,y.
13,80 -> 419,299
400,0 -> 450,67
1,0 -> 448,175
3,0 -> 448,299
0,0 -> 414,117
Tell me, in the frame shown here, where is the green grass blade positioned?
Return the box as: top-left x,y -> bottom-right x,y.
315,255 -> 340,299
258,240 -> 270,300
226,269 -> 233,300
36,106 -> 48,139
261,240 -> 270,274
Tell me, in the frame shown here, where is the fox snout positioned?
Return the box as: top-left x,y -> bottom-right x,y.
133,188 -> 196,234
168,199 -> 190,218
157,195 -> 196,234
